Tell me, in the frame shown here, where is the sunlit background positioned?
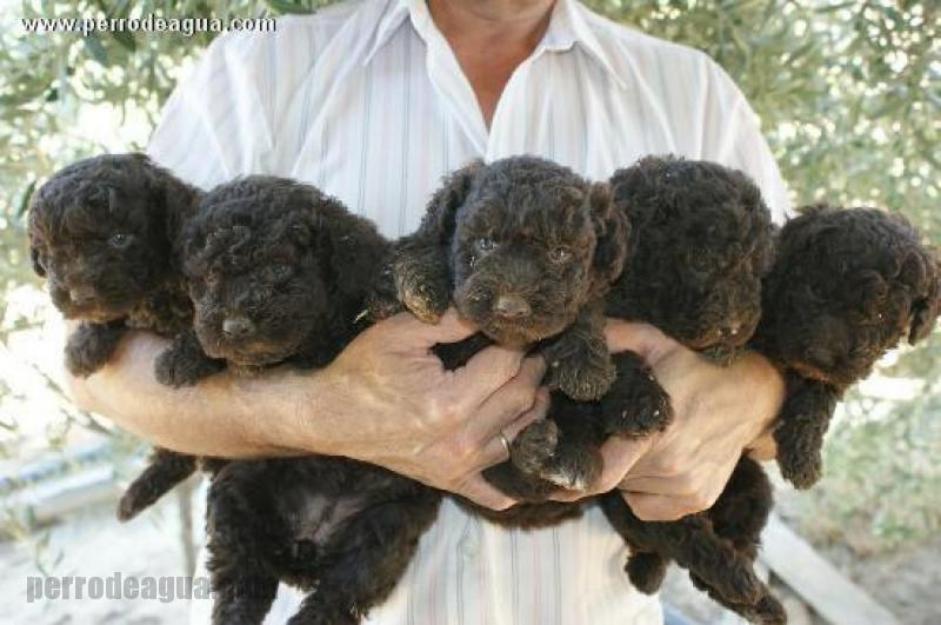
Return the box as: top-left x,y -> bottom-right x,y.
1,1 -> 938,624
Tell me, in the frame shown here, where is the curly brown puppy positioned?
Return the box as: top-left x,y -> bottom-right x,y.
118,176 -> 391,521
613,204 -> 939,625
754,205 -> 940,488
389,155 -> 630,401
142,176 -> 443,625
27,153 -> 199,375
581,156 -> 780,620
497,155 -> 775,497
27,153 -> 207,520
377,156 -> 639,495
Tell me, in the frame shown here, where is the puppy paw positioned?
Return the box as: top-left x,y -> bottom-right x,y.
602,372 -> 674,438
777,449 -> 822,490
510,420 -> 559,477
546,356 -> 616,402
509,421 -> 600,491
625,553 -> 668,595
396,273 -> 449,324
65,323 -> 125,377
155,347 -> 224,388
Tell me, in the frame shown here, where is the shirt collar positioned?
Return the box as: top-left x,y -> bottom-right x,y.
363,0 -> 627,90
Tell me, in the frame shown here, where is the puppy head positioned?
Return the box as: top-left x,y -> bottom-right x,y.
182,177 -> 341,367
27,153 -> 192,322
611,156 -> 775,357
758,205 -> 940,387
424,156 -> 628,346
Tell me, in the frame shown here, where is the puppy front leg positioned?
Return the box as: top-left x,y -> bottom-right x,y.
773,374 -> 840,489
154,328 -> 226,388
65,320 -> 128,377
542,304 -> 615,401
392,241 -> 451,323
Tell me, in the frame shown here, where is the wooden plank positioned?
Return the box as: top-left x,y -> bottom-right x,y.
759,514 -> 899,625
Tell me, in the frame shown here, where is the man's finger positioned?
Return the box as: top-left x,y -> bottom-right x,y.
746,431 -> 778,461
470,387 -> 551,468
618,474 -> 698,496
397,308 -> 478,347
463,358 -> 547,443
458,474 -> 516,511
604,320 -> 676,360
621,491 -> 699,522
596,435 -> 654,491
454,346 -> 528,400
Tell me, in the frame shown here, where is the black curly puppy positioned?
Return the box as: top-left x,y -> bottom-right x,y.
754,205 -> 940,488
503,155 -> 776,495
560,156 -> 780,622
608,204 -> 940,625
148,176 -> 442,625
27,153 -> 208,520
379,156 -> 640,495
389,155 -> 630,401
119,175 -> 391,522
27,153 -> 199,375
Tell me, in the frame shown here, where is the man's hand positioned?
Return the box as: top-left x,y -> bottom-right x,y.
550,321 -> 783,521
310,308 -> 548,511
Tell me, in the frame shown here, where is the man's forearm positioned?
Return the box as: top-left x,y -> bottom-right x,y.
67,331 -> 347,458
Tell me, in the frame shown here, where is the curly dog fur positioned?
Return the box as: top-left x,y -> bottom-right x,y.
594,156 -> 782,621
610,203 -> 939,625
136,176 -> 444,625
27,153 -> 208,521
28,153 -> 199,374
383,155 -> 783,622
753,205 -> 940,488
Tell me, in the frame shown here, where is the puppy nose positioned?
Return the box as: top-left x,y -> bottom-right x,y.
69,286 -> 97,305
492,294 -> 531,319
222,316 -> 255,339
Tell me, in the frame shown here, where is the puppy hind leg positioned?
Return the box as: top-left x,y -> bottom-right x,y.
207,475 -> 284,625
625,551 -> 670,594
689,573 -> 786,625
287,495 -> 441,625
117,448 -> 197,521
601,493 -> 764,606
65,320 -> 127,377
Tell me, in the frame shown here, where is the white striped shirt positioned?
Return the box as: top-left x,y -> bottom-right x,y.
147,1 -> 791,623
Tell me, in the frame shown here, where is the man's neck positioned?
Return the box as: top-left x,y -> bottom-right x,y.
427,0 -> 556,128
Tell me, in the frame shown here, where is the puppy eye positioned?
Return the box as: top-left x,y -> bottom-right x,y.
267,264 -> 293,282
108,233 -> 134,250
474,238 -> 497,254
549,246 -> 573,264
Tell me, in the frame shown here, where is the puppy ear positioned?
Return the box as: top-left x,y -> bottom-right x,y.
589,182 -> 630,292
30,245 -> 46,277
908,256 -> 941,344
415,159 -> 484,244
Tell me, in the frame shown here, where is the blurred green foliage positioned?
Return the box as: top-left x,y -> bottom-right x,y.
0,0 -> 938,550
